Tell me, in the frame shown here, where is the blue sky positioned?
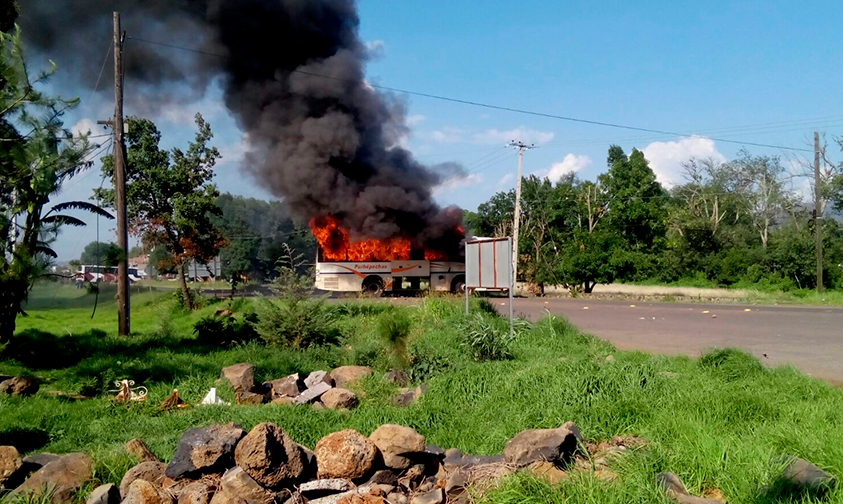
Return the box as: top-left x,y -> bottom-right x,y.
48,0 -> 843,260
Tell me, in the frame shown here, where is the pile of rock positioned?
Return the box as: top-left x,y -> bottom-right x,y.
220,363 -> 421,410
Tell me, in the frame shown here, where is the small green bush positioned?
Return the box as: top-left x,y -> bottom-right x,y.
254,297 -> 338,348
407,351 -> 451,383
193,313 -> 258,346
460,313 -> 514,362
477,298 -> 500,317
699,347 -> 764,380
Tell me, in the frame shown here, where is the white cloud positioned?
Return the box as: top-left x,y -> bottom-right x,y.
365,40 -> 385,58
216,134 -> 250,169
71,118 -> 97,137
434,173 -> 482,194
429,127 -> 467,144
497,173 -> 514,188
544,154 -> 592,182
642,136 -> 726,187
406,114 -> 426,127
472,127 -> 554,145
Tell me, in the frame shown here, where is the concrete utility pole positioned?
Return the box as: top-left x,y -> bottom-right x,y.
815,131 -> 823,294
99,12 -> 130,335
509,141 -> 535,292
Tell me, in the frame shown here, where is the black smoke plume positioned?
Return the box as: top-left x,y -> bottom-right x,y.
20,0 -> 464,257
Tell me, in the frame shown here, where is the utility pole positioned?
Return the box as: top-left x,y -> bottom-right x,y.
815,131 -> 823,294
508,141 -> 535,293
99,12 -> 130,335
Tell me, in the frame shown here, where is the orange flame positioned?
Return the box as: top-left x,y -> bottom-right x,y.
310,216 -> 412,261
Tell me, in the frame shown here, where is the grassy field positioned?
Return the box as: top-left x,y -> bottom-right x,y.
3,284 -> 843,504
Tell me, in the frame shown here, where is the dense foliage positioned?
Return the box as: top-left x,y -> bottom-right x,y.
467,145 -> 843,293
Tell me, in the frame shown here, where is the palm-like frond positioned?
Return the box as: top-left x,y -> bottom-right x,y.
34,245 -> 57,258
41,215 -> 86,227
47,201 -> 114,219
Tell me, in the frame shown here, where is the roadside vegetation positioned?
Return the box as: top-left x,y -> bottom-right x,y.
3,284 -> 843,504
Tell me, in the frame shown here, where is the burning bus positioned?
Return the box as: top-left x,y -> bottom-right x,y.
310,216 -> 466,296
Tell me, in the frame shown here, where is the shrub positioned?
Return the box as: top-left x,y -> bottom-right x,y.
477,298 -> 499,317
407,351 -> 451,383
193,312 -> 258,346
698,347 -> 764,381
460,313 -> 514,362
254,297 -> 338,348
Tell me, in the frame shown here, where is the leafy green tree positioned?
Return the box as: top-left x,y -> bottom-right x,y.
96,115 -> 225,309
466,190 -> 514,237
600,146 -> 668,256
79,241 -> 122,267
0,29 -> 108,341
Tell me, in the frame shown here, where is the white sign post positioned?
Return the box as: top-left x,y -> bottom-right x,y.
464,237 -> 514,337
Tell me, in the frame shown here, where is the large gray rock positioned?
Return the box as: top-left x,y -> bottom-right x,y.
292,382 -> 332,405
86,484 -> 120,504
321,388 -> 359,410
123,480 -> 174,504
368,425 -> 425,470
177,483 -> 216,504
502,424 -> 580,467
220,363 -> 254,394
266,374 -> 304,399
304,371 -> 331,389
329,366 -> 373,388
0,376 -> 39,397
0,445 -> 21,487
18,453 -> 94,504
315,429 -> 379,480
220,467 -> 274,504
234,422 -> 306,489
165,424 -> 246,479
120,461 -> 167,497
780,456 -> 836,494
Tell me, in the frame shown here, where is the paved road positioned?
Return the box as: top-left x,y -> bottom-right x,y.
500,298 -> 843,384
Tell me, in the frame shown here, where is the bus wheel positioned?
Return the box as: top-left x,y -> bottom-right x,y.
451,275 -> 466,294
362,277 -> 384,297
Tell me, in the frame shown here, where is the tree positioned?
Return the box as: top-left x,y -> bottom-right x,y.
79,241 -> 122,267
730,151 -> 794,249
466,190 -> 514,237
96,115 -> 226,309
600,146 -> 668,256
1,28 -> 108,342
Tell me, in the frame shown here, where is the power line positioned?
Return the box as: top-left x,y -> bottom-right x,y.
126,36 -> 813,153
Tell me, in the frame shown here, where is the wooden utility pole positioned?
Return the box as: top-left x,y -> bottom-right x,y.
815,131 -> 823,294
508,141 -> 535,292
112,12 -> 130,335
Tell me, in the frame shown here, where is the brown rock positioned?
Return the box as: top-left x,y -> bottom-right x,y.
120,461 -> 167,497
366,470 -> 398,486
271,397 -> 294,406
123,480 -> 174,504
0,445 -> 22,486
220,363 -> 254,394
386,493 -> 407,504
410,488 -> 443,504
329,366 -> 373,388
234,422 -> 306,489
87,484 -> 120,504
208,489 -> 245,504
0,376 -> 39,397
336,492 -> 387,504
392,390 -> 415,407
220,467 -> 274,504
368,425 -> 425,470
780,456 -> 836,494
502,424 -> 580,467
299,478 -> 352,497
315,429 -> 379,480
266,374 -> 304,399
125,439 -> 159,463
165,424 -> 247,479
18,452 -> 93,504
528,461 -> 567,484
321,388 -> 359,410
177,482 -> 216,504
237,391 -> 265,405
384,370 -> 409,386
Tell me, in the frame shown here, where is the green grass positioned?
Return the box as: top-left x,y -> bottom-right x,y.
4,284 -> 843,504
